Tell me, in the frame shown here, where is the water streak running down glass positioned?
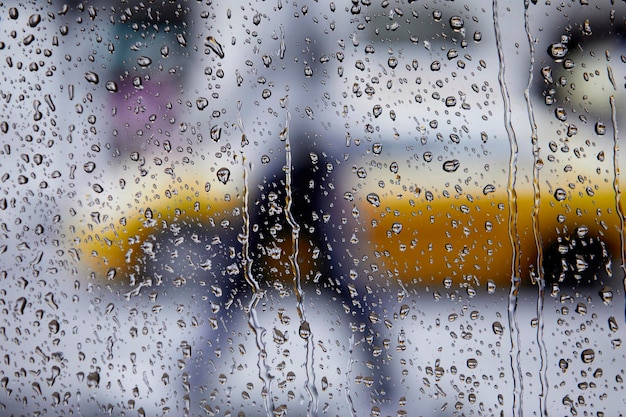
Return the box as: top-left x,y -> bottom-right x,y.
0,1 -> 625,416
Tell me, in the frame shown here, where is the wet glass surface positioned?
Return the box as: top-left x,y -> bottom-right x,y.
0,1 -> 625,415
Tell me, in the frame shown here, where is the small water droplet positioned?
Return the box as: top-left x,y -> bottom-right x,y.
137,56 -> 152,67
442,159 -> 460,172
196,97 -> 209,110
595,122 -> 606,135
483,184 -> 496,195
105,81 -> 117,92
28,14 -> 41,27
366,193 -> 380,207
492,321 -> 503,335
599,286 -> 613,304
466,358 -> 478,369
217,167 -> 230,184
84,71 -> 99,85
83,162 -> 96,173
548,43 -> 568,61
553,188 -> 567,201
580,348 -> 595,364
541,66 -> 553,83
554,107 -> 567,121
205,36 -> 225,58
449,16 -> 464,30
372,143 -> 382,154
210,125 -> 221,141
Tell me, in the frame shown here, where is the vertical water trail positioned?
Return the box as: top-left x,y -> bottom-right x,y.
344,334 -> 358,417
282,105 -> 319,416
524,2 -> 548,415
609,96 -> 626,321
242,157 -> 274,417
493,1 -> 523,415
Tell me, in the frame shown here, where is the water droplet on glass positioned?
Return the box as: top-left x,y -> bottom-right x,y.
559,358 -> 569,372
599,286 -> 613,304
105,81 -> 118,92
449,16 -> 464,31
482,184 -> 496,195
431,60 -> 441,71
608,316 -> 619,332
196,97 -> 209,110
548,43 -> 568,61
83,162 -> 96,173
373,105 -> 383,118
210,125 -> 221,141
492,321 -> 503,335
553,188 -> 567,201
442,159 -> 460,172
390,162 -> 399,173
137,56 -> 152,67
9,7 -> 18,19
474,31 -> 482,42
298,321 -> 311,339
372,143 -> 382,154
595,122 -> 606,135
205,36 -> 225,58
467,358 -> 478,369
367,193 -> 381,207
388,56 -> 398,69
217,167 -> 230,184
160,45 -> 169,57
445,96 -> 457,107
84,72 -> 99,84
28,14 -> 41,27
304,66 -> 313,77
580,349 -> 595,364
554,107 -> 567,121
262,89 -> 271,99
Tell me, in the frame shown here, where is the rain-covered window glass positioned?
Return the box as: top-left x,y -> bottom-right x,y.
1,1 -> 625,416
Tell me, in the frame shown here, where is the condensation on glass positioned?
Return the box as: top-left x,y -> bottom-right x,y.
0,1 -> 624,416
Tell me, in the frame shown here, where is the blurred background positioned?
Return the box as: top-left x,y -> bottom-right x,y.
1,0 -> 625,416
